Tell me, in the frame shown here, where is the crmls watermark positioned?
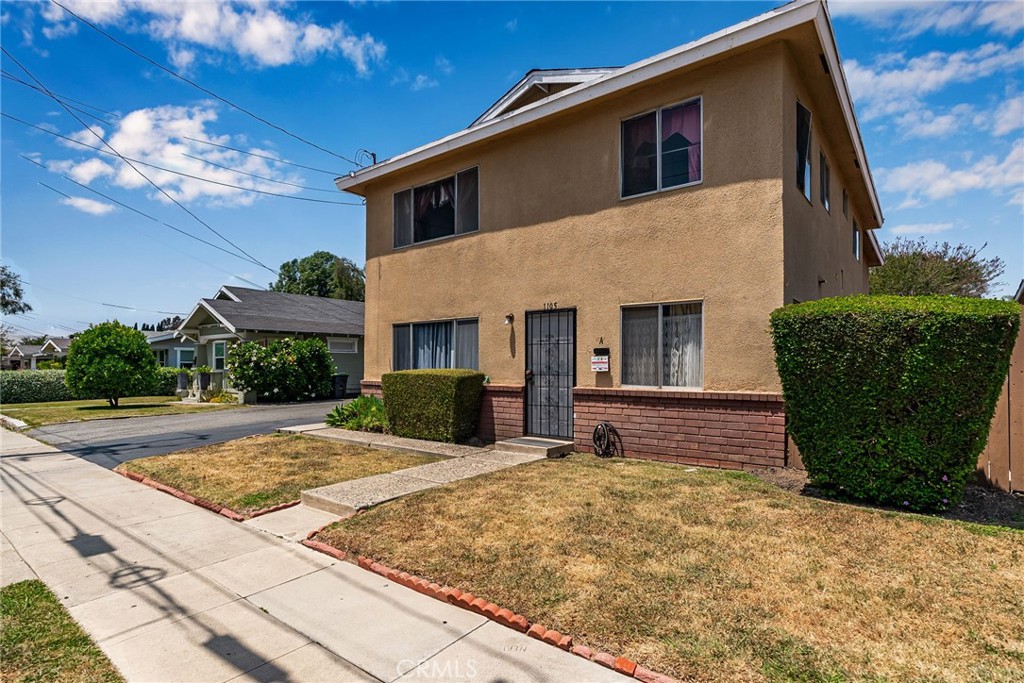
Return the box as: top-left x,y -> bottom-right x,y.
398,658 -> 479,679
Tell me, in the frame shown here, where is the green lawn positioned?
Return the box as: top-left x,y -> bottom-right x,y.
1,579 -> 123,683
1,396 -> 238,428
318,454 -> 1024,683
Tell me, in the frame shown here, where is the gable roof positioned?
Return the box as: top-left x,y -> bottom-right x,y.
7,344 -> 42,358
336,0 -> 883,254
178,286 -> 364,338
39,337 -> 72,353
472,67 -> 620,127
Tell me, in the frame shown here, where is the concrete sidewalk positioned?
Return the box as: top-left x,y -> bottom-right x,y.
1,429 -> 628,683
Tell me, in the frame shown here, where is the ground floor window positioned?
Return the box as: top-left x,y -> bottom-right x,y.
154,349 -> 169,366
177,348 -> 195,369
212,341 -> 227,371
393,319 -> 479,371
621,302 -> 703,388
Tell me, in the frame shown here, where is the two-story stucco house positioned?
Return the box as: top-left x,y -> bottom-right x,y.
336,0 -> 884,470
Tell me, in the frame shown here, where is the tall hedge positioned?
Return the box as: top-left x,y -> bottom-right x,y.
0,367 -> 181,404
227,337 -> 333,402
770,295 -> 1020,511
381,369 -> 485,442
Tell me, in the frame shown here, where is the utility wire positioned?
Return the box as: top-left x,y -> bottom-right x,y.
52,0 -> 363,168
1,69 -> 121,119
183,137 -> 344,176
179,153 -> 336,193
5,113 -> 360,205
1,71 -> 117,125
22,280 -> 185,316
1,46 -> 275,274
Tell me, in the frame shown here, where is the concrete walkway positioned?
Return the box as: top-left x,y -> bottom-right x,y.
1,429 -> 628,683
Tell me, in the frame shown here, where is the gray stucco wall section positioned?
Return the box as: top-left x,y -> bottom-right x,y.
331,346 -> 364,394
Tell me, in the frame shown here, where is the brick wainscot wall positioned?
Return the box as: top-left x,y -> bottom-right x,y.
573,387 -> 787,470
362,381 -> 787,469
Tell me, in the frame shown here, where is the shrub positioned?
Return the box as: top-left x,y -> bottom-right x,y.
36,359 -> 64,370
770,295 -> 1020,511
0,370 -> 74,403
325,395 -> 387,432
153,367 -> 183,396
381,370 -> 485,442
208,392 -> 239,404
65,322 -> 161,407
227,337 -> 333,402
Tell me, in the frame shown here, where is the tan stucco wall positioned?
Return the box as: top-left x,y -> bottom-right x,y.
781,45 -> 873,304
361,44 -> 789,392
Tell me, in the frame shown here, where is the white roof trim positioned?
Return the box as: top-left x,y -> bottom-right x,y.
215,286 -> 243,302
178,300 -> 237,335
39,339 -> 65,353
473,68 -> 619,126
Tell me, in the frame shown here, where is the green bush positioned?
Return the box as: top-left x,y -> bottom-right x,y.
36,359 -> 64,370
227,337 -> 333,402
65,322 -> 161,407
770,295 -> 1020,511
381,369 -> 485,442
0,370 -> 75,403
326,395 -> 388,432
153,367 -> 184,396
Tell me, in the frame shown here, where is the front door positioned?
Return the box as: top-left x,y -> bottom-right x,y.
525,309 -> 576,439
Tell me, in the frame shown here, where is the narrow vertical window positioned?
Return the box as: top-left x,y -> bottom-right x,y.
456,167 -> 479,234
212,341 -> 226,371
393,324 -> 411,370
819,151 -> 830,213
796,103 -> 812,202
393,189 -> 413,248
660,100 -> 702,188
621,111 -> 657,197
842,188 -> 848,217
853,220 -> 861,261
455,319 -> 479,369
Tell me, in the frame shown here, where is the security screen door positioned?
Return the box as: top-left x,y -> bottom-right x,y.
525,309 -> 576,439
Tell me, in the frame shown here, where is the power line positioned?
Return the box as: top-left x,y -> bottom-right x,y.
1,46 -> 275,274
22,281 -> 186,316
51,0 -> 363,168
183,137 -> 343,176
180,153 -> 336,193
4,113 -> 361,205
1,70 -> 118,125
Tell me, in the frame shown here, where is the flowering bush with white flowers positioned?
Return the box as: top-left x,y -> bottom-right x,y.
226,337 -> 333,402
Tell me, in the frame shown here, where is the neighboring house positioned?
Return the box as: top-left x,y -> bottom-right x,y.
176,286 -> 365,398
145,331 -> 197,369
335,0 -> 884,468
34,337 -> 73,367
5,345 -> 43,371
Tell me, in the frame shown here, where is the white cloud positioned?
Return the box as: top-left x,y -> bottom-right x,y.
435,55 -> 453,76
992,95 -> 1024,135
881,139 -> 1024,204
505,18 -> 518,33
46,103 -> 306,207
888,222 -> 955,236
60,196 -> 117,215
390,67 -> 409,86
831,1 -> 1024,37
411,74 -> 438,91
40,1 -> 385,73
846,42 -> 1023,120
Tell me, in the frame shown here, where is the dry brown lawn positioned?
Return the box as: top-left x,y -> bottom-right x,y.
117,434 -> 441,514
317,454 -> 1024,683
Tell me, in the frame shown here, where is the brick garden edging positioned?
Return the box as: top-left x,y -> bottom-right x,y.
299,529 -> 679,683
114,468 -> 300,521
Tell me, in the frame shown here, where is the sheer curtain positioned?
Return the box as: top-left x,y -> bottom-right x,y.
662,303 -> 702,388
622,307 -> 658,385
414,322 -> 453,369
660,100 -> 701,187
621,112 -> 657,196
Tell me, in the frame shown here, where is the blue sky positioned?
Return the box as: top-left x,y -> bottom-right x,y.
2,0 -> 1022,337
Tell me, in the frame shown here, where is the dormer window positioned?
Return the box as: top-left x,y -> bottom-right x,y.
394,167 -> 479,248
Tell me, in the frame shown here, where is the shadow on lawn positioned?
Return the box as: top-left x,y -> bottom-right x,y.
78,403 -> 171,412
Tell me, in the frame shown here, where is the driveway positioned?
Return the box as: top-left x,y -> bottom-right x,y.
28,401 -> 337,468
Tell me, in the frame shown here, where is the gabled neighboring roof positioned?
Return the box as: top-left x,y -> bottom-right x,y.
39,337 -> 72,353
336,0 -> 884,256
472,67 -> 620,127
144,331 -> 181,344
6,344 -> 42,358
177,286 -> 364,338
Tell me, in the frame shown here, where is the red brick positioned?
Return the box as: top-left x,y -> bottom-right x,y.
357,556 -> 372,569
613,656 -> 638,676
593,652 -> 616,669
571,644 -> 594,659
634,665 -> 681,683
508,614 -> 529,632
526,624 -> 547,640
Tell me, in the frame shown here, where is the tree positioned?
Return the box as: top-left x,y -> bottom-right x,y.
65,321 -> 159,407
1,264 -> 32,315
18,335 -> 48,346
869,238 -> 1005,298
270,251 -> 365,301
156,316 -> 183,332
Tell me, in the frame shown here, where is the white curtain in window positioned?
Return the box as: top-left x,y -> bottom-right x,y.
622,307 -> 658,385
662,303 -> 702,387
414,322 -> 453,369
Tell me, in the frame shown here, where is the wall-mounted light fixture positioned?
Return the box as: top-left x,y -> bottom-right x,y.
504,313 -> 515,325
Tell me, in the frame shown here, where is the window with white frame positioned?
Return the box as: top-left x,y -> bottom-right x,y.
853,220 -> 861,261
212,341 -> 227,371
621,302 -> 703,388
177,348 -> 195,369
819,151 -> 830,213
154,349 -> 169,366
796,102 -> 812,202
621,98 -> 702,198
328,337 -> 359,354
393,167 -> 479,248
393,319 -> 479,371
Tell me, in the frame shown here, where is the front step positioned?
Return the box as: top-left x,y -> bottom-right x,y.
493,437 -> 574,459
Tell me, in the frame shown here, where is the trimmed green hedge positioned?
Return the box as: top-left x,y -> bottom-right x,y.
770,295 -> 1020,511
0,370 -> 74,403
0,367 -> 183,404
381,369 -> 485,442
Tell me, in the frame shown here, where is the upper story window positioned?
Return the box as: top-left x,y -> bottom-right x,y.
796,102 -> 812,202
621,98 -> 702,198
842,188 -> 848,217
393,167 -> 479,249
819,151 -> 831,213
621,302 -> 703,389
393,318 -> 479,371
853,220 -> 861,261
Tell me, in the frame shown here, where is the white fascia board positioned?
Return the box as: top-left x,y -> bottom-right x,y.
474,69 -> 620,126
178,301 -> 237,335
336,0 -> 821,193
215,286 -> 243,302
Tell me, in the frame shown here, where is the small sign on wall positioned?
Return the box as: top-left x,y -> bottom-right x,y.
591,354 -> 610,373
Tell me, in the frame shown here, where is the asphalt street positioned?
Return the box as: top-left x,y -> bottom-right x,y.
27,401 -> 338,468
